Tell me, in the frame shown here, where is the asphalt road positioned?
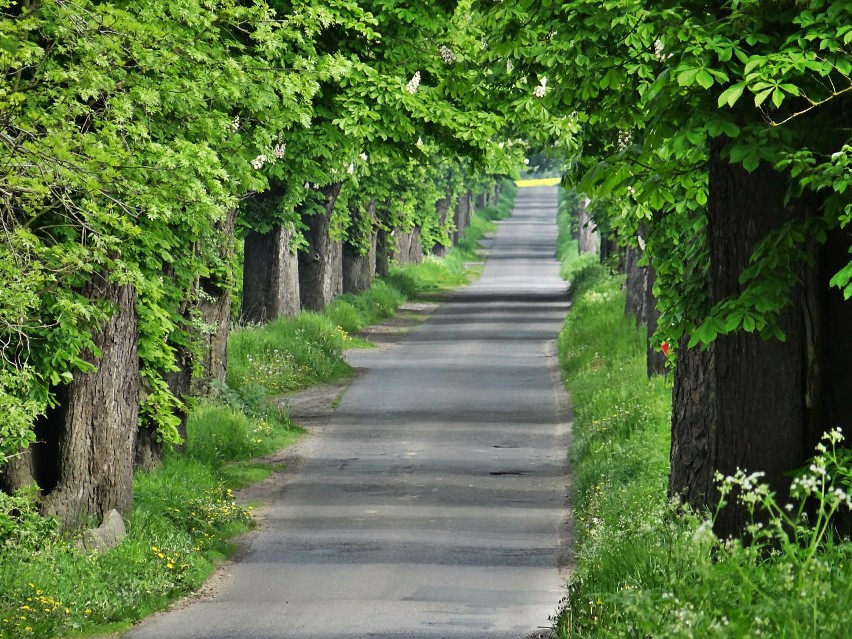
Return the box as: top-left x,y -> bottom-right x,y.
128,185 -> 571,639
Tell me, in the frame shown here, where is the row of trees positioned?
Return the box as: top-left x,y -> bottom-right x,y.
490,0 -> 852,535
0,0 -> 561,527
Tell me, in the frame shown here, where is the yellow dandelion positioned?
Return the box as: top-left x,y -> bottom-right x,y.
167,563 -> 174,569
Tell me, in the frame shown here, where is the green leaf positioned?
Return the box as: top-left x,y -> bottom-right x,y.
677,68 -> 699,86
717,83 -> 745,108
754,87 -> 773,107
696,68 -> 715,89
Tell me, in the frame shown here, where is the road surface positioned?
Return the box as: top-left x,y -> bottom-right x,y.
128,185 -> 571,639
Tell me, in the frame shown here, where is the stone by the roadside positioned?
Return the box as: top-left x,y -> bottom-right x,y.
75,508 -> 126,553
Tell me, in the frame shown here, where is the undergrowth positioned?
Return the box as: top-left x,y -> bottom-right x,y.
0,181 -> 517,639
555,210 -> 852,637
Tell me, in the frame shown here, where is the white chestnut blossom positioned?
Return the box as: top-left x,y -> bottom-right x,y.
533,76 -> 547,98
406,71 -> 421,94
439,45 -> 456,65
251,154 -> 267,170
347,162 -> 355,174
359,152 -> 368,162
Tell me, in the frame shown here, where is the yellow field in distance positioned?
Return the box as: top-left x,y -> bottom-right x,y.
515,177 -> 561,187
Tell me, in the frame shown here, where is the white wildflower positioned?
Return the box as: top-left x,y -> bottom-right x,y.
406,71 -> 421,94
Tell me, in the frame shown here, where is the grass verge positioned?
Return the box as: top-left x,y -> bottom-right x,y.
0,181 -> 517,639
555,214 -> 852,637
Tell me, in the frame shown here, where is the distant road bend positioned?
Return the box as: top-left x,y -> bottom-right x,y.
129,185 -> 572,639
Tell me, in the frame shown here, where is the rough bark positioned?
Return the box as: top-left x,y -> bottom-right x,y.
0,450 -> 36,493
407,226 -> 423,263
453,191 -> 472,245
343,199 -> 377,294
394,227 -> 423,265
431,196 -> 452,257
670,141 -> 806,536
134,350 -> 192,471
476,191 -> 489,210
241,224 -> 301,323
624,245 -> 648,326
299,182 -> 343,311
376,226 -> 390,277
40,276 -> 140,528
578,198 -> 598,255
645,265 -> 667,377
196,207 -> 237,396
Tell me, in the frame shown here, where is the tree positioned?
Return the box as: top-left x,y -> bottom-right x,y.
477,0 -> 852,534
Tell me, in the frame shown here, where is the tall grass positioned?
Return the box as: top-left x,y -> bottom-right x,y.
555,205 -> 852,638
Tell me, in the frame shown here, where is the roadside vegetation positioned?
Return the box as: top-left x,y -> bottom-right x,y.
554,206 -> 852,638
0,187 -> 516,639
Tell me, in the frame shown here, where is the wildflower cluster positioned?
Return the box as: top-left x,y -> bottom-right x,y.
150,545 -> 192,583
0,583 -> 72,638
162,486 -> 252,546
533,76 -> 547,98
715,428 -> 852,555
251,154 -> 267,170
406,71 -> 421,94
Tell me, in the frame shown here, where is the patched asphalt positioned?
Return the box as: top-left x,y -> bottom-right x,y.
127,185 -> 571,639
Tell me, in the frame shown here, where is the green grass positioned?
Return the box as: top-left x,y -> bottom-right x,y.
0,181 -> 518,639
554,203 -> 852,638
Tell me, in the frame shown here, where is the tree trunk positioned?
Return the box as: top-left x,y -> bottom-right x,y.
392,229 -> 409,264
0,450 -> 36,493
376,226 -> 390,277
623,245 -> 647,326
670,141 -> 807,536
134,350 -> 193,471
476,191 -> 489,210
241,224 -> 301,323
645,265 -> 667,376
343,200 -> 377,294
453,190 -> 472,244
578,198 -> 598,255
406,226 -> 423,264
40,275 -> 140,528
299,183 -> 343,311
195,207 -> 237,396
431,196 -> 452,257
